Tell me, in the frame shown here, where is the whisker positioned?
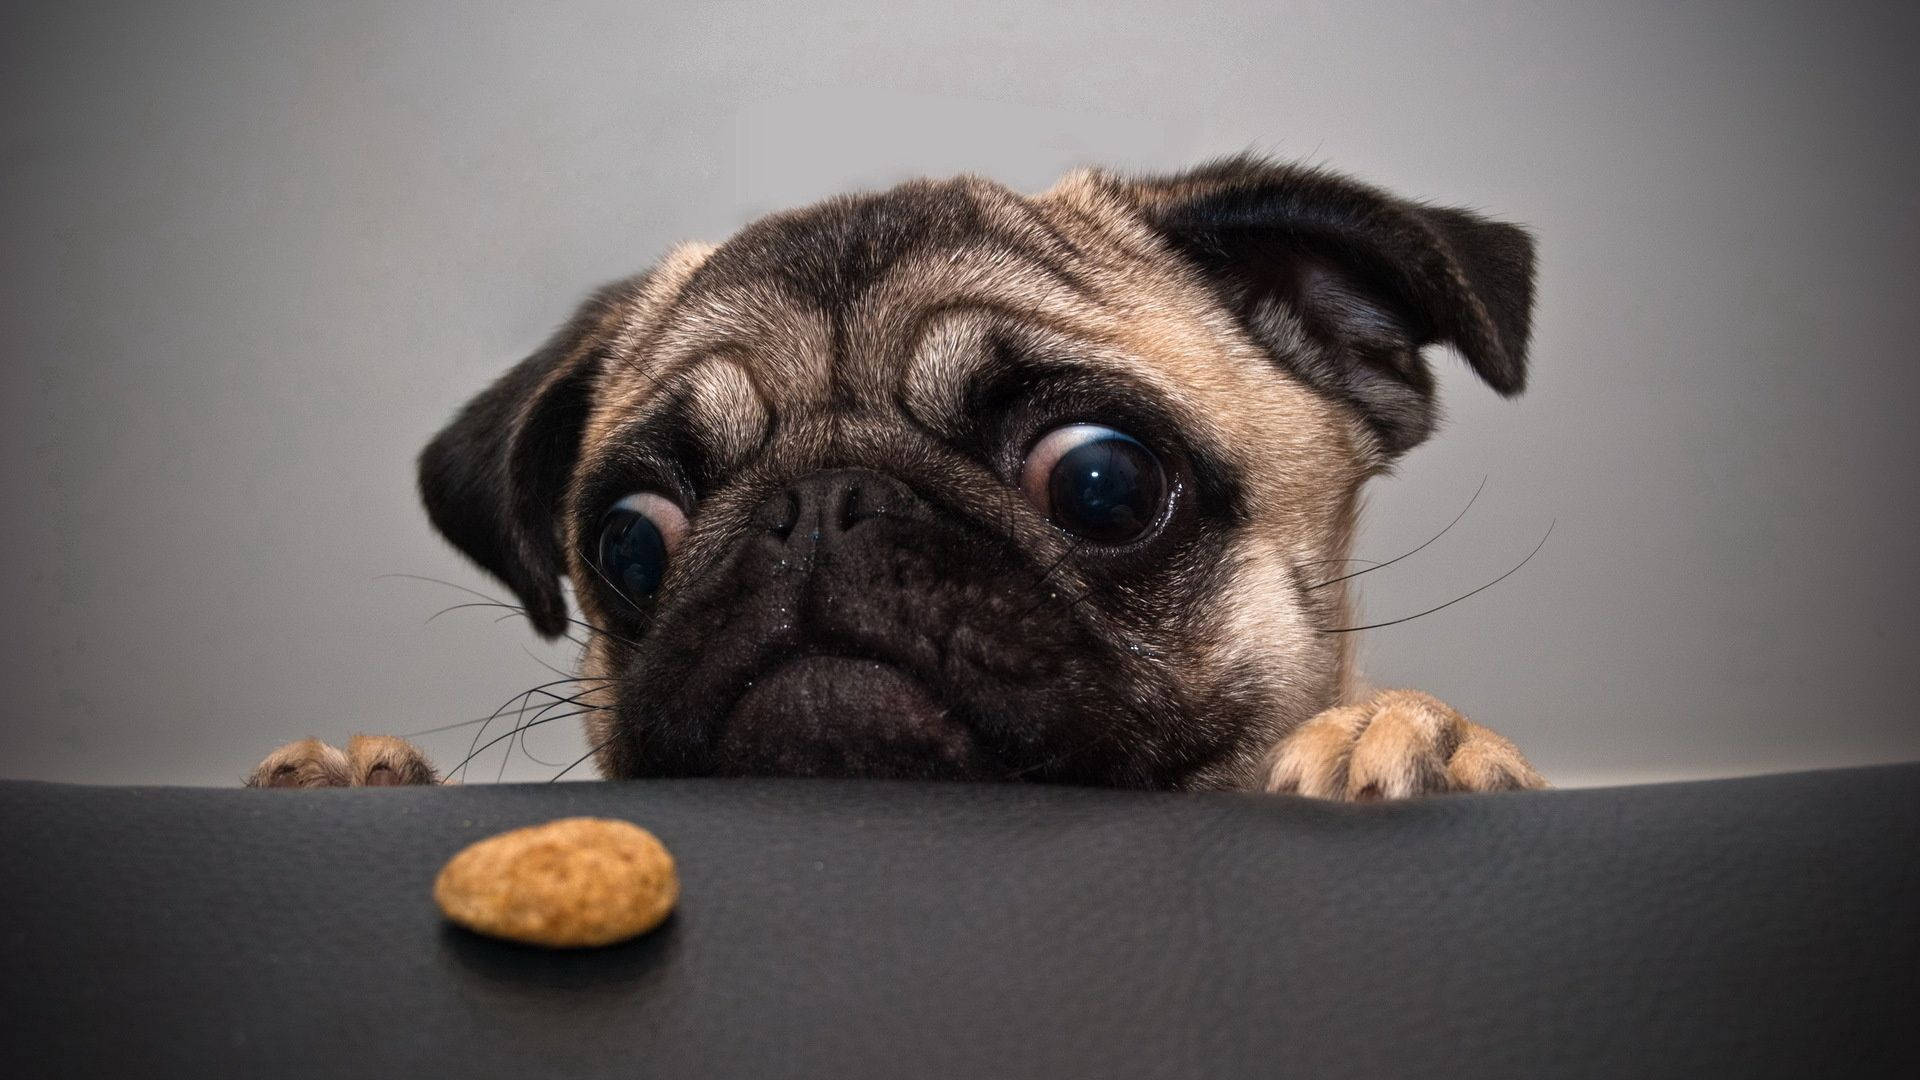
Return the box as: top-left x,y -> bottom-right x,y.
456,677 -> 589,781
405,677 -> 614,737
605,333 -> 674,406
510,648 -> 604,768
1296,556 -> 1386,569
457,680 -> 619,781
580,547 -> 647,624
444,705 -> 611,781
1011,535 -> 1084,624
378,572 -> 509,604
457,696 -> 524,782
550,733 -> 621,782
516,682 -> 614,731
522,645 -> 583,681
445,678 -> 617,774
1319,519 -> 1554,634
382,573 -> 641,648
519,747 -> 570,769
401,682 -> 617,739
428,598 -> 643,650
968,482 -> 1031,627
427,600 -> 518,623
1308,475 -> 1486,591
515,730 -> 575,768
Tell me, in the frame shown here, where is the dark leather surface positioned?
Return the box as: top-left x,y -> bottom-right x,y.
2,767 -> 1917,1078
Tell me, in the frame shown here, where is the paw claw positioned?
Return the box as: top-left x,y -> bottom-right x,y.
246,738 -> 351,788
346,734 -> 438,786
1263,690 -> 1544,801
247,735 -> 437,788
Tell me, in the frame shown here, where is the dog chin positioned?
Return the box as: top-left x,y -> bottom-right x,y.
714,655 -> 991,780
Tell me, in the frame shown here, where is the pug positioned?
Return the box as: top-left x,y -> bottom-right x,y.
248,156 -> 1547,800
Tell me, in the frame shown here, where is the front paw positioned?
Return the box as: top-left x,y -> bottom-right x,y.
1263,689 -> 1545,801
245,735 -> 438,788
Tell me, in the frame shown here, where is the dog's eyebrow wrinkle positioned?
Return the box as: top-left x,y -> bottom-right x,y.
678,357 -> 771,472
679,180 -> 1094,320
997,191 -> 1099,277
855,242 -> 1105,406
678,285 -> 835,403
899,311 -> 991,429
580,353 -> 773,495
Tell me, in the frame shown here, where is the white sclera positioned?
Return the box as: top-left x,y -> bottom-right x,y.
607,492 -> 690,556
1019,423 -> 1117,510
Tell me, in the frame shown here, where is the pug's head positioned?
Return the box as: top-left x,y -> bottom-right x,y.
418,157 -> 1534,789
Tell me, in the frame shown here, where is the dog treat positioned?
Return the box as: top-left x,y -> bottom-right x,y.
434,817 -> 678,947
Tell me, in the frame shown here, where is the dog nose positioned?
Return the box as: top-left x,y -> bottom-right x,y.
753,468 -> 924,547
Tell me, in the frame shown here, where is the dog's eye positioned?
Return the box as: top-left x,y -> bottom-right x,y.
1020,424 -> 1168,544
596,493 -> 688,604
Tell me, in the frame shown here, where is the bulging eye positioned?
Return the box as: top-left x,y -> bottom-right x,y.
1020,424 -> 1169,544
596,493 -> 689,605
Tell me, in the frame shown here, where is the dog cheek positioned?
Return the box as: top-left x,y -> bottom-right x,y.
1199,536 -> 1344,751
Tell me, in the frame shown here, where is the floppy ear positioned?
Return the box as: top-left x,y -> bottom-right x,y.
417,286 -> 623,638
1123,155 -> 1536,458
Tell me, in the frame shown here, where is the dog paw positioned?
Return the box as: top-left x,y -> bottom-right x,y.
245,735 -> 439,788
1263,689 -> 1545,800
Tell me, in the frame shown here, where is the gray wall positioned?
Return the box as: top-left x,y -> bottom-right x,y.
3,1 -> 1916,787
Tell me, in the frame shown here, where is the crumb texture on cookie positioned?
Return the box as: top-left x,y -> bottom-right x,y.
433,817 -> 678,948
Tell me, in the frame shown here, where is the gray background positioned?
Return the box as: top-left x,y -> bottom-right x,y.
3,1 -> 1916,787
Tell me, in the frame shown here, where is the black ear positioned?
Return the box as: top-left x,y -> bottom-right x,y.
417,287 -> 622,638
1125,156 -> 1536,458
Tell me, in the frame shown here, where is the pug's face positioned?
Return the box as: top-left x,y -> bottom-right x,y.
420,158 -> 1534,790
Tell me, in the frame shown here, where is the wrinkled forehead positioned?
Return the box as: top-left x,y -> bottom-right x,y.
623,176 -> 1137,405
689,175 -> 1092,320
576,173 -> 1336,489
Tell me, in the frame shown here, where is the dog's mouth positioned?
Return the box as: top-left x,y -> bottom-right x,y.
714,654 -> 985,779
601,468 -> 1206,785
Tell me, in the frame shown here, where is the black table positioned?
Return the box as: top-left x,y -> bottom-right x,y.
4,766 -> 1917,1078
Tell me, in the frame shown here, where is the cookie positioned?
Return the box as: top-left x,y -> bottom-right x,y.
434,817 -> 678,947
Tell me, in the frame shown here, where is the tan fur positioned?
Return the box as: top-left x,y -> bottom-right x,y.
345,734 -> 439,786
562,182 -> 1375,781
248,735 -> 435,787
1263,690 -> 1546,799
252,166 -> 1544,799
245,737 -> 351,788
